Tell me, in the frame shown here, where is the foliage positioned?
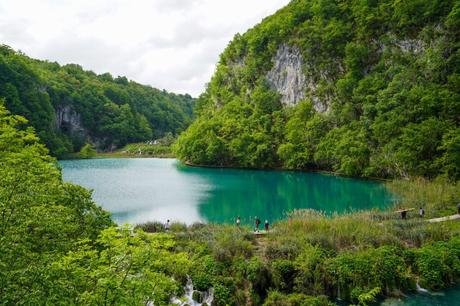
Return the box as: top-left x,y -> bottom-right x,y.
121,136 -> 175,158
353,287 -> 381,306
134,221 -> 166,233
0,45 -> 194,157
0,103 -> 191,305
77,143 -> 97,158
0,103 -> 113,304
414,238 -> 460,289
175,0 -> 460,179
263,291 -> 333,306
49,227 -> 191,305
2,112 -> 460,306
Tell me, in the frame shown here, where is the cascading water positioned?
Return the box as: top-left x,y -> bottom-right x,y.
416,281 -> 429,294
171,277 -> 214,306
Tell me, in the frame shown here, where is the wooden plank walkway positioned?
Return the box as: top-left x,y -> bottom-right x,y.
253,230 -> 270,236
428,214 -> 460,223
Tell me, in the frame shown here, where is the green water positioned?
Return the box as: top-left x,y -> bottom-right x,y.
381,285 -> 460,306
60,158 -> 393,225
59,158 -> 460,304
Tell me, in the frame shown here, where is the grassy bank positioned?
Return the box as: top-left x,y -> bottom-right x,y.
62,142 -> 175,159
135,178 -> 460,305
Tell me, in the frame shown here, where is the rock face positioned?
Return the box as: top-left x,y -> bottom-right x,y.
55,105 -> 86,137
265,44 -> 330,113
266,45 -> 306,106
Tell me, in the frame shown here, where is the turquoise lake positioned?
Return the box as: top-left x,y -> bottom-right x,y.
59,158 -> 460,304
60,158 -> 394,225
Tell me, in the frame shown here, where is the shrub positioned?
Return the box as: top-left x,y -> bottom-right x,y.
170,222 -> 187,232
263,291 -> 333,306
212,227 -> 253,263
134,221 -> 165,233
247,257 -> 272,300
190,255 -> 219,291
78,143 -> 96,158
294,244 -> 327,295
415,238 -> 460,289
272,259 -> 297,292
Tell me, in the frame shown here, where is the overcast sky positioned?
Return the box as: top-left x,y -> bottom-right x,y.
0,0 -> 290,96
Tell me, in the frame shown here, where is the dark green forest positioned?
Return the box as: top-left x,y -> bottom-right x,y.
2,0 -> 460,304
3,103 -> 460,305
175,0 -> 460,179
0,45 -> 194,157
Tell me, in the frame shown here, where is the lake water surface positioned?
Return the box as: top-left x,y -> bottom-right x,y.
60,158 -> 393,225
59,158 -> 459,304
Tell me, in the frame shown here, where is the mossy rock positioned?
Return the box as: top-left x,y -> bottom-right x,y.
192,290 -> 203,303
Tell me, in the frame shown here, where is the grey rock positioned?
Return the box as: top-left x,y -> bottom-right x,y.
266,44 -> 306,106
55,105 -> 86,136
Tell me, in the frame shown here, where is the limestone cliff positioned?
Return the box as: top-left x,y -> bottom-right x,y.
266,45 -> 306,106
55,105 -> 86,137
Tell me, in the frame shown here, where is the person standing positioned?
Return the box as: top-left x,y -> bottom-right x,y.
401,210 -> 407,220
236,216 -> 241,227
164,219 -> 170,231
264,220 -> 269,231
255,216 -> 261,232
457,203 -> 460,215
419,207 -> 425,218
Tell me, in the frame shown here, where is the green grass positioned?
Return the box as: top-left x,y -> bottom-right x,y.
61,142 -> 176,159
159,177 -> 460,305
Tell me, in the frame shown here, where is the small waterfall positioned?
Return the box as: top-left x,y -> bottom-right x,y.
171,277 -> 214,306
416,280 -> 429,294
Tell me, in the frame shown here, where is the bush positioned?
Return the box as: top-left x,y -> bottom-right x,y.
170,222 -> 187,232
415,238 -> 460,289
78,143 -> 96,158
325,246 -> 406,300
212,227 -> 253,263
190,255 -> 219,291
247,257 -> 272,300
263,291 -> 333,306
294,245 -> 326,295
272,259 -> 297,292
134,221 -> 165,233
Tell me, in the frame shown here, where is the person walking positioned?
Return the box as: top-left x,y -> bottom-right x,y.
419,207 -> 425,218
457,203 -> 460,215
254,216 -> 261,232
264,220 -> 269,231
236,216 -> 241,227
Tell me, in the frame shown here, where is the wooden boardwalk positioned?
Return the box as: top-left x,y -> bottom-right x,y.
428,214 -> 460,223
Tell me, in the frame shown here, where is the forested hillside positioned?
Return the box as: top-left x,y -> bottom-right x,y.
0,45 -> 194,157
176,0 -> 460,179
3,97 -> 460,305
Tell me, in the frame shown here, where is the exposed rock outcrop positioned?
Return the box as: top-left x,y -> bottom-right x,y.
266,44 -> 331,113
55,105 -> 86,137
266,45 -> 306,106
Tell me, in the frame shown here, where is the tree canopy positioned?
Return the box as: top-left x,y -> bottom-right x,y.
0,45 -> 195,157
175,0 -> 460,180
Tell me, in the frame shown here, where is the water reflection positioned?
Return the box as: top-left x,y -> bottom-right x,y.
177,165 -> 393,225
60,158 -> 393,225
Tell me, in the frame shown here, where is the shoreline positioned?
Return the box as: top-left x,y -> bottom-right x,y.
183,161 -> 391,182
59,155 -> 389,182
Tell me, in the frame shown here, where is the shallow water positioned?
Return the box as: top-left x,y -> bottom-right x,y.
60,158 -> 394,225
381,285 -> 460,306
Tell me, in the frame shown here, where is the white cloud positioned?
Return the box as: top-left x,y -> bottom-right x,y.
0,0 -> 290,96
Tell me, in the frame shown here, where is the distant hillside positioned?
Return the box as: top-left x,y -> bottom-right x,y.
175,0 -> 460,179
0,45 -> 194,157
